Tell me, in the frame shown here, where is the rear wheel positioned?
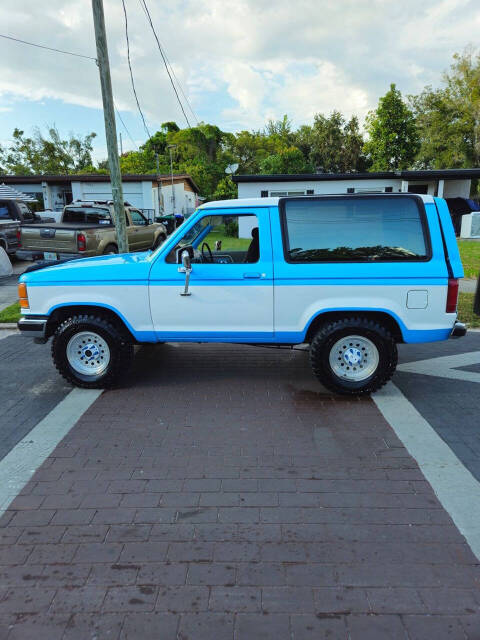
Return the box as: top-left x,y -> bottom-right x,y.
103,243 -> 118,255
52,314 -> 133,388
309,317 -> 397,395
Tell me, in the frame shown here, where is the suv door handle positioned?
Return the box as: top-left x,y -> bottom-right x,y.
243,272 -> 261,279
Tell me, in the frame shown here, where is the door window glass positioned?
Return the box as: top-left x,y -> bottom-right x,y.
167,214 -> 259,264
130,209 -> 147,226
282,196 -> 428,262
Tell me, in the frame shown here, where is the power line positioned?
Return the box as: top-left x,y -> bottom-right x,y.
2,30 -> 141,156
0,33 -> 97,61
137,0 -> 198,125
114,105 -> 138,150
139,0 -> 192,128
121,0 -> 152,141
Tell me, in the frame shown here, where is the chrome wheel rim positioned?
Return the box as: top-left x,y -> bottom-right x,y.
66,331 -> 110,377
329,334 -> 379,382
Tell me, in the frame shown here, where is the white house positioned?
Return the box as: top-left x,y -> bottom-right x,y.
233,169 -> 480,238
0,173 -> 200,220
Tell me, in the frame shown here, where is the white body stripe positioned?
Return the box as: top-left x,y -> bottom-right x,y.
150,284 -> 273,333
25,285 -> 152,335
274,284 -> 452,335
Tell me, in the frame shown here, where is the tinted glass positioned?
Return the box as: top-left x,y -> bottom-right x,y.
130,209 -> 147,225
63,207 -> 112,224
0,205 -> 10,219
283,197 -> 428,262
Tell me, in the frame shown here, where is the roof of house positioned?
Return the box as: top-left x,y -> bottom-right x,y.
200,193 -> 436,209
232,168 -> 480,183
0,173 -> 200,192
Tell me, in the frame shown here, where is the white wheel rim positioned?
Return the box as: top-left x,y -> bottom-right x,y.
66,331 -> 110,377
329,334 -> 379,382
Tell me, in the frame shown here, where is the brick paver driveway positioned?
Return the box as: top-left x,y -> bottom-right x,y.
0,343 -> 479,639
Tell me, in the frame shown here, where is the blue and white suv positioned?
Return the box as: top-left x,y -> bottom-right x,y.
17,194 -> 465,394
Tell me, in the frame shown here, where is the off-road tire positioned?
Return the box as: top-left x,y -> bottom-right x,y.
51,314 -> 133,388
103,244 -> 118,255
309,317 -> 398,396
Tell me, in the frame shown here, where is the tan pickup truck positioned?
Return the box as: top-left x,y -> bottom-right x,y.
18,201 -> 168,261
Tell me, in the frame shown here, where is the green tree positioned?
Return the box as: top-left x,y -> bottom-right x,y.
410,49 -> 480,168
212,175 -> 237,200
364,84 -> 419,170
2,127 -> 96,174
309,111 -> 367,172
260,146 -> 311,174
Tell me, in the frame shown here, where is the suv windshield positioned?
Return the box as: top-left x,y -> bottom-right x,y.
63,207 -> 112,224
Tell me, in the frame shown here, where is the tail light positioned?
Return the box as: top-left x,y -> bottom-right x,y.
77,233 -> 86,252
446,278 -> 459,313
16,228 -> 21,247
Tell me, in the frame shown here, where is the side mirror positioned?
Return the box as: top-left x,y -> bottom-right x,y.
179,250 -> 192,296
181,250 -> 191,271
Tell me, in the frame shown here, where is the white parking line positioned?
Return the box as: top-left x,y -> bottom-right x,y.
374,382 -> 480,561
0,388 -> 102,516
397,351 -> 480,384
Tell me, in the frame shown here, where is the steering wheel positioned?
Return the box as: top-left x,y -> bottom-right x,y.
201,242 -> 214,263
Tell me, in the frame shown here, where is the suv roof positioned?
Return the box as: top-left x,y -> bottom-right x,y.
200,193 -> 436,210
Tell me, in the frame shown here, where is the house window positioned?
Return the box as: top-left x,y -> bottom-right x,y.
270,190 -> 306,197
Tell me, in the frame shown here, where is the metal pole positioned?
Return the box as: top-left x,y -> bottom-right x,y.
155,153 -> 162,220
168,144 -> 176,214
91,0 -> 128,252
119,132 -> 123,156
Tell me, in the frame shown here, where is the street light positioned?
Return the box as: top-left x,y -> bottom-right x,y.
167,144 -> 177,215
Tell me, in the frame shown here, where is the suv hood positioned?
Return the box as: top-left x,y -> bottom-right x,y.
20,252 -> 152,285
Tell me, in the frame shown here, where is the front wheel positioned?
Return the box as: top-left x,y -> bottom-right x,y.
309,317 -> 398,395
51,314 -> 133,388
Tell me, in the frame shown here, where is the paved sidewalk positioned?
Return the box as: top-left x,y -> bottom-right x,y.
0,343 -> 479,639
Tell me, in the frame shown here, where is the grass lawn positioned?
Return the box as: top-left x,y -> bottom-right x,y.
457,292 -> 480,328
201,231 -> 251,251
0,302 -> 21,323
457,240 -> 480,279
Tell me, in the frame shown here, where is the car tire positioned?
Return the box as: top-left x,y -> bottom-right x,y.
103,244 -> 118,255
152,234 -> 166,250
309,317 -> 398,396
51,314 -> 133,389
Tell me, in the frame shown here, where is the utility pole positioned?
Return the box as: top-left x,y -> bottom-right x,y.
167,144 -> 177,215
92,0 -> 128,252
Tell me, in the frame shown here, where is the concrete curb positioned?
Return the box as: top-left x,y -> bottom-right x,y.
0,323 -> 18,330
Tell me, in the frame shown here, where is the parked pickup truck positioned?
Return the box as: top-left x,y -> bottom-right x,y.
17,200 -> 168,261
0,199 -> 55,227
0,220 -> 20,257
17,194 -> 465,394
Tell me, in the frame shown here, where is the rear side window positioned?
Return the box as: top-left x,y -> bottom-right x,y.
281,196 -> 429,262
63,207 -> 112,225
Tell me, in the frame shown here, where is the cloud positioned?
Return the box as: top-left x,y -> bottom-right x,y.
0,0 -> 479,145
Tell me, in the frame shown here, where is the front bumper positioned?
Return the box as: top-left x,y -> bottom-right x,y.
17,316 -> 48,341
451,321 -> 467,338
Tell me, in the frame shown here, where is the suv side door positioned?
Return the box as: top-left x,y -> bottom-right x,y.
148,207 -> 274,340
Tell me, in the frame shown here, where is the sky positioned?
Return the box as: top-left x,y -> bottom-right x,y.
1,0 -> 480,162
